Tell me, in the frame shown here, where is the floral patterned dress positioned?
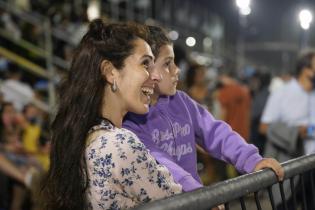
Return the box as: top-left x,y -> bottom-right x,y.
85,119 -> 182,210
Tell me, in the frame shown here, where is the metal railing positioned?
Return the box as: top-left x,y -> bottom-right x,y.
0,0 -> 70,70
133,154 -> 315,210
0,0 -> 62,114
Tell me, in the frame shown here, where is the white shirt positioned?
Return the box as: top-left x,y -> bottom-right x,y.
261,79 -> 315,154
0,79 -> 34,111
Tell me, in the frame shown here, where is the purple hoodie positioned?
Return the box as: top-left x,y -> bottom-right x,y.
123,91 -> 262,191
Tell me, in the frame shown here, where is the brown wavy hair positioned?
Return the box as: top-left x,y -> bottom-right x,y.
41,19 -> 148,210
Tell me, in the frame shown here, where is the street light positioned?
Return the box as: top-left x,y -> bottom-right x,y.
240,7 -> 251,16
186,37 -> 196,47
169,30 -> 179,41
87,0 -> 101,21
299,9 -> 313,30
298,9 -> 313,49
235,0 -> 251,75
236,0 -> 251,16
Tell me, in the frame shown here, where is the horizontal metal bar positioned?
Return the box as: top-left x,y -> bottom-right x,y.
0,28 -> 46,57
0,0 -> 75,64
132,154 -> 315,210
0,46 -> 49,79
0,28 -> 69,70
0,0 -> 43,25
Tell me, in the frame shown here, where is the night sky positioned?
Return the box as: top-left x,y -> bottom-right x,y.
201,0 -> 315,73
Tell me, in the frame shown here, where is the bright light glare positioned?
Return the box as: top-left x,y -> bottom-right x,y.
240,7 -> 251,15
203,37 -> 212,48
236,0 -> 251,9
301,22 -> 311,30
186,37 -> 196,47
87,1 -> 100,21
169,30 -> 179,41
299,9 -> 313,30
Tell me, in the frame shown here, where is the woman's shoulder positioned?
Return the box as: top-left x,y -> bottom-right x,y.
86,119 -> 115,148
86,119 -> 129,145
86,124 -> 146,152
116,128 -> 148,153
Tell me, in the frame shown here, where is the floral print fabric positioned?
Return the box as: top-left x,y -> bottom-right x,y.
85,119 -> 182,210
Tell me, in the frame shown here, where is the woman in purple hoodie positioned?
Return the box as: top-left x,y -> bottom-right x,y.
123,25 -> 284,193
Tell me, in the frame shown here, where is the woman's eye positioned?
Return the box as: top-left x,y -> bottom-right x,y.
164,61 -> 171,67
142,60 -> 150,69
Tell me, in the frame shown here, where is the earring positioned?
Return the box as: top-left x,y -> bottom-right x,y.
111,80 -> 117,92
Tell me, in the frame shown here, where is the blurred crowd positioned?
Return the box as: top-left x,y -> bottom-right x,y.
0,0 -> 89,70
0,62 -> 50,210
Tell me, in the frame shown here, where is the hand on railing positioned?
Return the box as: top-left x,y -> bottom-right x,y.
254,158 -> 284,181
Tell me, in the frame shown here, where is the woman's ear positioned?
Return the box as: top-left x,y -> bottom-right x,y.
100,60 -> 117,85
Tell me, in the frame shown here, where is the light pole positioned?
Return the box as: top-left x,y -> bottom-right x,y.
235,0 -> 251,75
236,0 -> 251,16
298,9 -> 313,49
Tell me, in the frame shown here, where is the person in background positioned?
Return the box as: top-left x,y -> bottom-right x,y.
21,104 -> 41,155
260,51 -> 315,210
217,70 -> 251,142
0,153 -> 35,187
0,66 -> 34,112
216,69 -> 252,179
249,70 -> 271,154
185,64 -> 209,104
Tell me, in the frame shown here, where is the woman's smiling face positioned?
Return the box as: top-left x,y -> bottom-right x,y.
114,38 -> 156,114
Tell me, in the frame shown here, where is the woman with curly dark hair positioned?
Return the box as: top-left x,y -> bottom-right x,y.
41,19 -> 181,210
